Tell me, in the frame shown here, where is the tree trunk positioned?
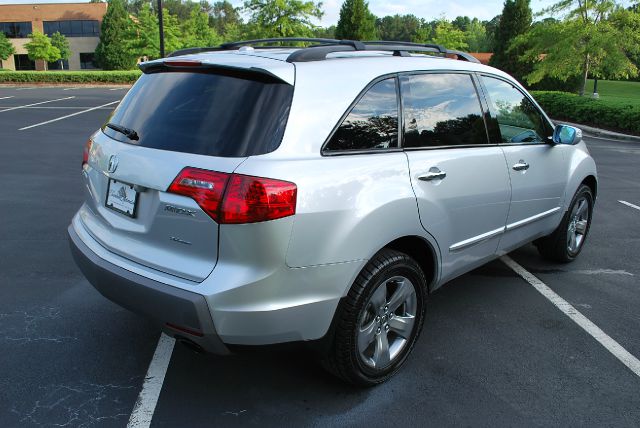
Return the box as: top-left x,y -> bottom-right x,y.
579,53 -> 590,96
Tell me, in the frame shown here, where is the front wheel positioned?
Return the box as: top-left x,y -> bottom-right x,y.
322,249 -> 427,386
536,184 -> 594,262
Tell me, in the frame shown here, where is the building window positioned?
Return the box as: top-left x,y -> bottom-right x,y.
48,59 -> 70,70
80,53 -> 97,69
0,22 -> 32,38
43,20 -> 100,37
14,54 -> 35,71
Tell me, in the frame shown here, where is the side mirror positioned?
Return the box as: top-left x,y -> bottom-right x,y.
553,124 -> 582,145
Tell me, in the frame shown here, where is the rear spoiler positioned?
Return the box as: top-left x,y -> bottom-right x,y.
138,59 -> 293,85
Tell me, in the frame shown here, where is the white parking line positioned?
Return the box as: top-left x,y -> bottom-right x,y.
19,100 -> 120,130
0,106 -> 114,109
619,200 -> 640,211
127,333 -> 175,428
0,96 -> 75,113
501,255 -> 640,378
0,96 -> 14,100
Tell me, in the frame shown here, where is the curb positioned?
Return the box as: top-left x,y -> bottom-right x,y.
553,120 -> 640,143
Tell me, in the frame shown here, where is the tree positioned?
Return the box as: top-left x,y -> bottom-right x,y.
25,31 -> 60,70
484,15 -> 501,51
182,4 -> 221,48
95,0 -> 136,70
313,25 -> 336,39
0,32 -> 15,69
489,0 -> 533,82
465,18 -> 490,52
50,31 -> 70,69
513,1 -> 640,94
376,14 -> 421,42
128,4 -> 183,59
452,15 -> 472,32
412,19 -> 433,43
210,1 -> 243,36
335,0 -> 377,40
243,0 -> 323,38
431,19 -> 468,51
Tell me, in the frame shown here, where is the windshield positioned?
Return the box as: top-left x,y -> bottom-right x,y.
103,71 -> 294,157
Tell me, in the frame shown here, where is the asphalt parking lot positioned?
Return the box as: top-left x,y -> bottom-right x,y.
1,86 -> 639,428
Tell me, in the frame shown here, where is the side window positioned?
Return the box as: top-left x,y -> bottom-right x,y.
324,78 -> 398,152
482,76 -> 553,144
401,73 -> 488,148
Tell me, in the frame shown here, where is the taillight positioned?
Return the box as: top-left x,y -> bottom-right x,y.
168,167 -> 297,224
167,168 -> 230,223
221,174 -> 297,224
82,139 -> 92,170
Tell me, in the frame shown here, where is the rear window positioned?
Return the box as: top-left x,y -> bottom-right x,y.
103,71 -> 294,157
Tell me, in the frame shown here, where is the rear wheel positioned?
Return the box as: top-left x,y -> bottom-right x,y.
322,249 -> 427,386
536,185 -> 593,262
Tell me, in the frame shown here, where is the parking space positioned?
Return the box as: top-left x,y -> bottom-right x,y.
1,86 -> 639,427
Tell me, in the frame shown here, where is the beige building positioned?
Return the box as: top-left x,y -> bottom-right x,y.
0,2 -> 107,71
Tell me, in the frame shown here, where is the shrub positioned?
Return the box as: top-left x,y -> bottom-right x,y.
0,70 -> 141,84
531,91 -> 640,135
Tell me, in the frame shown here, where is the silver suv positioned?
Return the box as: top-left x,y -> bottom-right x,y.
68,39 -> 597,386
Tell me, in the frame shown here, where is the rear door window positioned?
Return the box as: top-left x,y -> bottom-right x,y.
323,78 -> 399,153
103,71 -> 294,157
401,73 -> 488,148
481,76 -> 553,144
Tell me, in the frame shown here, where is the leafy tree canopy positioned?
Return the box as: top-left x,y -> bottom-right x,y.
243,0 -> 323,38
513,0 -> 639,94
95,0 -> 137,70
0,32 -> 15,62
376,14 -> 421,42
182,4 -> 222,47
431,19 -> 468,51
25,31 -> 61,68
128,4 -> 183,59
465,18 -> 490,52
489,0 -> 533,82
210,1 -> 242,36
335,0 -> 377,40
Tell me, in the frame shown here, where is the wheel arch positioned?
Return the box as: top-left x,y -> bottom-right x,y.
582,174 -> 598,200
382,235 -> 440,292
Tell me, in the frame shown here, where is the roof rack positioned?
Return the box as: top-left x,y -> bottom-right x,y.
167,38 -> 481,64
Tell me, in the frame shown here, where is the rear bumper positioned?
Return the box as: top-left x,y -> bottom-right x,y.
68,224 -> 229,355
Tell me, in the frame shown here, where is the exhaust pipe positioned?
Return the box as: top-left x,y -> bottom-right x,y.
176,336 -> 205,354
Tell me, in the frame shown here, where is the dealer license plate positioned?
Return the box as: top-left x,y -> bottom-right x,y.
105,179 -> 138,217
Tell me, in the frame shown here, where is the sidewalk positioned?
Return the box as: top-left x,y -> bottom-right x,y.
554,120 -> 640,143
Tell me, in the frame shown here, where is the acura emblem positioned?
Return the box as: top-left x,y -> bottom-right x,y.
107,155 -> 119,173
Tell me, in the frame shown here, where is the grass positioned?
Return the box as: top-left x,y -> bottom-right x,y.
585,79 -> 640,106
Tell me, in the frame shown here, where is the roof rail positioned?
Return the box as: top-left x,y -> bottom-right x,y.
167,38 -> 481,64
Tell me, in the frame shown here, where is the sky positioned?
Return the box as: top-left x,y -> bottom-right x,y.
0,0 -> 568,26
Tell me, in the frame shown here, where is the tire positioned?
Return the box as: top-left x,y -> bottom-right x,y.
322,248 -> 427,386
536,184 -> 594,263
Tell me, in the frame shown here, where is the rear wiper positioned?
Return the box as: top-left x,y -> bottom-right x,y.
105,122 -> 139,141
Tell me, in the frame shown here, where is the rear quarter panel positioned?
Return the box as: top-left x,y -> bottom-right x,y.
234,153 -> 436,270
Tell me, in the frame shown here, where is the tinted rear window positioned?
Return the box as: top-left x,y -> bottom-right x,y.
103,71 -> 294,157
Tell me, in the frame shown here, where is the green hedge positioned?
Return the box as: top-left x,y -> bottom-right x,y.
0,70 -> 141,84
531,91 -> 640,135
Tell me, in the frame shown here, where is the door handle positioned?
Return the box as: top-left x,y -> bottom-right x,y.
512,160 -> 530,171
418,169 -> 447,181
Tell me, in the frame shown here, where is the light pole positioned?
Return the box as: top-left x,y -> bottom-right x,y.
158,0 -> 165,58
